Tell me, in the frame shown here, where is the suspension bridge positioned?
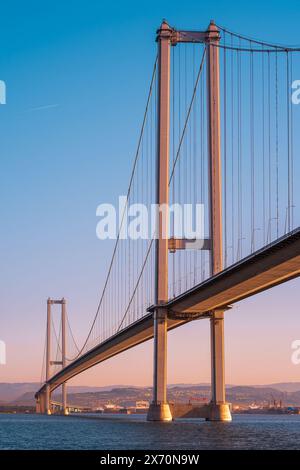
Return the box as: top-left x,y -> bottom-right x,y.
35,20 -> 300,421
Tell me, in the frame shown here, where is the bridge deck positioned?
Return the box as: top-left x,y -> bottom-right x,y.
36,229 -> 300,398
164,228 -> 300,315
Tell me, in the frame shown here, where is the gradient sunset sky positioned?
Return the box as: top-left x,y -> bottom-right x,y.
1,0 -> 300,387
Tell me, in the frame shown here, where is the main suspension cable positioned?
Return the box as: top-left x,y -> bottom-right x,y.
215,23 -> 300,50
63,57 -> 158,361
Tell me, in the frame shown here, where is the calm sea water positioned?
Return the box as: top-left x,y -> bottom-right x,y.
1,413 -> 300,450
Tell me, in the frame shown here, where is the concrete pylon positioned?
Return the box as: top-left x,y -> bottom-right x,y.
45,384 -> 51,415
209,311 -> 231,421
206,20 -> 231,422
147,21 -> 172,422
36,391 -> 47,414
35,396 -> 41,414
61,298 -> 68,415
45,299 -> 52,415
147,308 -> 172,421
44,298 -> 68,416
35,400 -> 40,414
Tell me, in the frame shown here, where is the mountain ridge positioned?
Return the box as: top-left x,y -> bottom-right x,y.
2,382 -> 300,406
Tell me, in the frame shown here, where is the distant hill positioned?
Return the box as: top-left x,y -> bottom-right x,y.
169,383 -> 300,392
11,391 -> 36,406
64,386 -> 300,407
2,382 -> 300,407
0,383 -> 39,402
0,383 -> 138,403
264,383 -> 300,393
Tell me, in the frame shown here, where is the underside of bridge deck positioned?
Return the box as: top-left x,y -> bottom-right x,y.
36,228 -> 300,401
164,228 -> 300,316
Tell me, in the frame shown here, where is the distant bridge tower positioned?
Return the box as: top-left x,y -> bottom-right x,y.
36,298 -> 68,415
147,20 -> 231,422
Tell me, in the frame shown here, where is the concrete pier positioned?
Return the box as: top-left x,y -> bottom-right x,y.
147,21 -> 172,422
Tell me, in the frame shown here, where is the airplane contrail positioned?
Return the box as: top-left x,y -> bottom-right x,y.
26,103 -> 60,112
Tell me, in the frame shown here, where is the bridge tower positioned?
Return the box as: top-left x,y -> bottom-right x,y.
148,20 -> 231,422
206,21 -> 231,421
61,298 -> 68,415
40,298 -> 68,415
147,21 -> 173,422
45,298 -> 52,415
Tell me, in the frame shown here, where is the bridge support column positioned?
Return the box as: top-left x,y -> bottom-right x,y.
45,299 -> 52,415
147,20 -> 172,422
45,384 -> 52,415
148,308 -> 172,421
36,392 -> 46,414
61,299 -> 68,415
35,400 -> 40,414
62,384 -> 68,415
36,395 -> 42,414
206,21 -> 231,421
208,311 -> 231,421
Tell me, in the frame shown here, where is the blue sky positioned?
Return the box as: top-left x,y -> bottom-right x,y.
1,0 -> 300,385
